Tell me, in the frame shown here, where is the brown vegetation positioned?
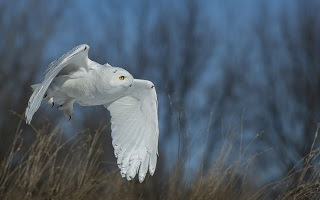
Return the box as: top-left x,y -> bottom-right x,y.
0,115 -> 319,200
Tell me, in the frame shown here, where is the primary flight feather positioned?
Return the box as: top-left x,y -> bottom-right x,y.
25,44 -> 159,183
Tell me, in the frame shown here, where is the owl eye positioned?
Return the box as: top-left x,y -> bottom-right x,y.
119,76 -> 125,80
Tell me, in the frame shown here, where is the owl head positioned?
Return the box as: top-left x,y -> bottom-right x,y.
109,67 -> 134,90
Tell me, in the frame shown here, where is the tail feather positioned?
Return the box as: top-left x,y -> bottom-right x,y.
31,84 -> 41,91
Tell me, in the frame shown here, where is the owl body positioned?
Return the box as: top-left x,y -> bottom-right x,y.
47,63 -> 134,107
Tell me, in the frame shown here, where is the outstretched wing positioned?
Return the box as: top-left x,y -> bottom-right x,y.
104,79 -> 159,183
25,44 -> 90,124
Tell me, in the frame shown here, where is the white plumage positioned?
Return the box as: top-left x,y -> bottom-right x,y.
25,44 -> 159,182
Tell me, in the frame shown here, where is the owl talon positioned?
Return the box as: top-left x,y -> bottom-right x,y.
68,115 -> 72,121
51,102 -> 55,108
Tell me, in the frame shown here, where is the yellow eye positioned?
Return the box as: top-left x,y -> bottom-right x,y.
119,76 -> 125,80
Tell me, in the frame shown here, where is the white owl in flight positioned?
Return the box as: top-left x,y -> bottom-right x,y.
25,44 -> 159,183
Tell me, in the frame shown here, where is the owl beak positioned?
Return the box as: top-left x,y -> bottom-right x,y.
129,84 -> 132,87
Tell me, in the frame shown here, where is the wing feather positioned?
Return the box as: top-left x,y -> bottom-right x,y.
138,150 -> 150,182
25,44 -> 90,124
104,79 -> 159,182
120,121 -> 145,178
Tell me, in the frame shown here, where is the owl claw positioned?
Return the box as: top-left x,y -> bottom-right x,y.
51,102 -> 54,108
68,115 -> 72,121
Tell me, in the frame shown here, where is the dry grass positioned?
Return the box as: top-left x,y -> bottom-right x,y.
0,117 -> 319,200
0,117 -> 110,200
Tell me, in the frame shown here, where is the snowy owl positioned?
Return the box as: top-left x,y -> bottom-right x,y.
25,44 -> 159,183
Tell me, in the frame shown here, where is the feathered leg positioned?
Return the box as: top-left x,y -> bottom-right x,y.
57,98 -> 76,120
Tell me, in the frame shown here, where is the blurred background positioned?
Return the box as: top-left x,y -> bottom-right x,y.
1,0 -> 320,194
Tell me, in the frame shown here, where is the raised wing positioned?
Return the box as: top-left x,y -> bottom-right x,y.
104,79 -> 159,183
25,44 -> 90,124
